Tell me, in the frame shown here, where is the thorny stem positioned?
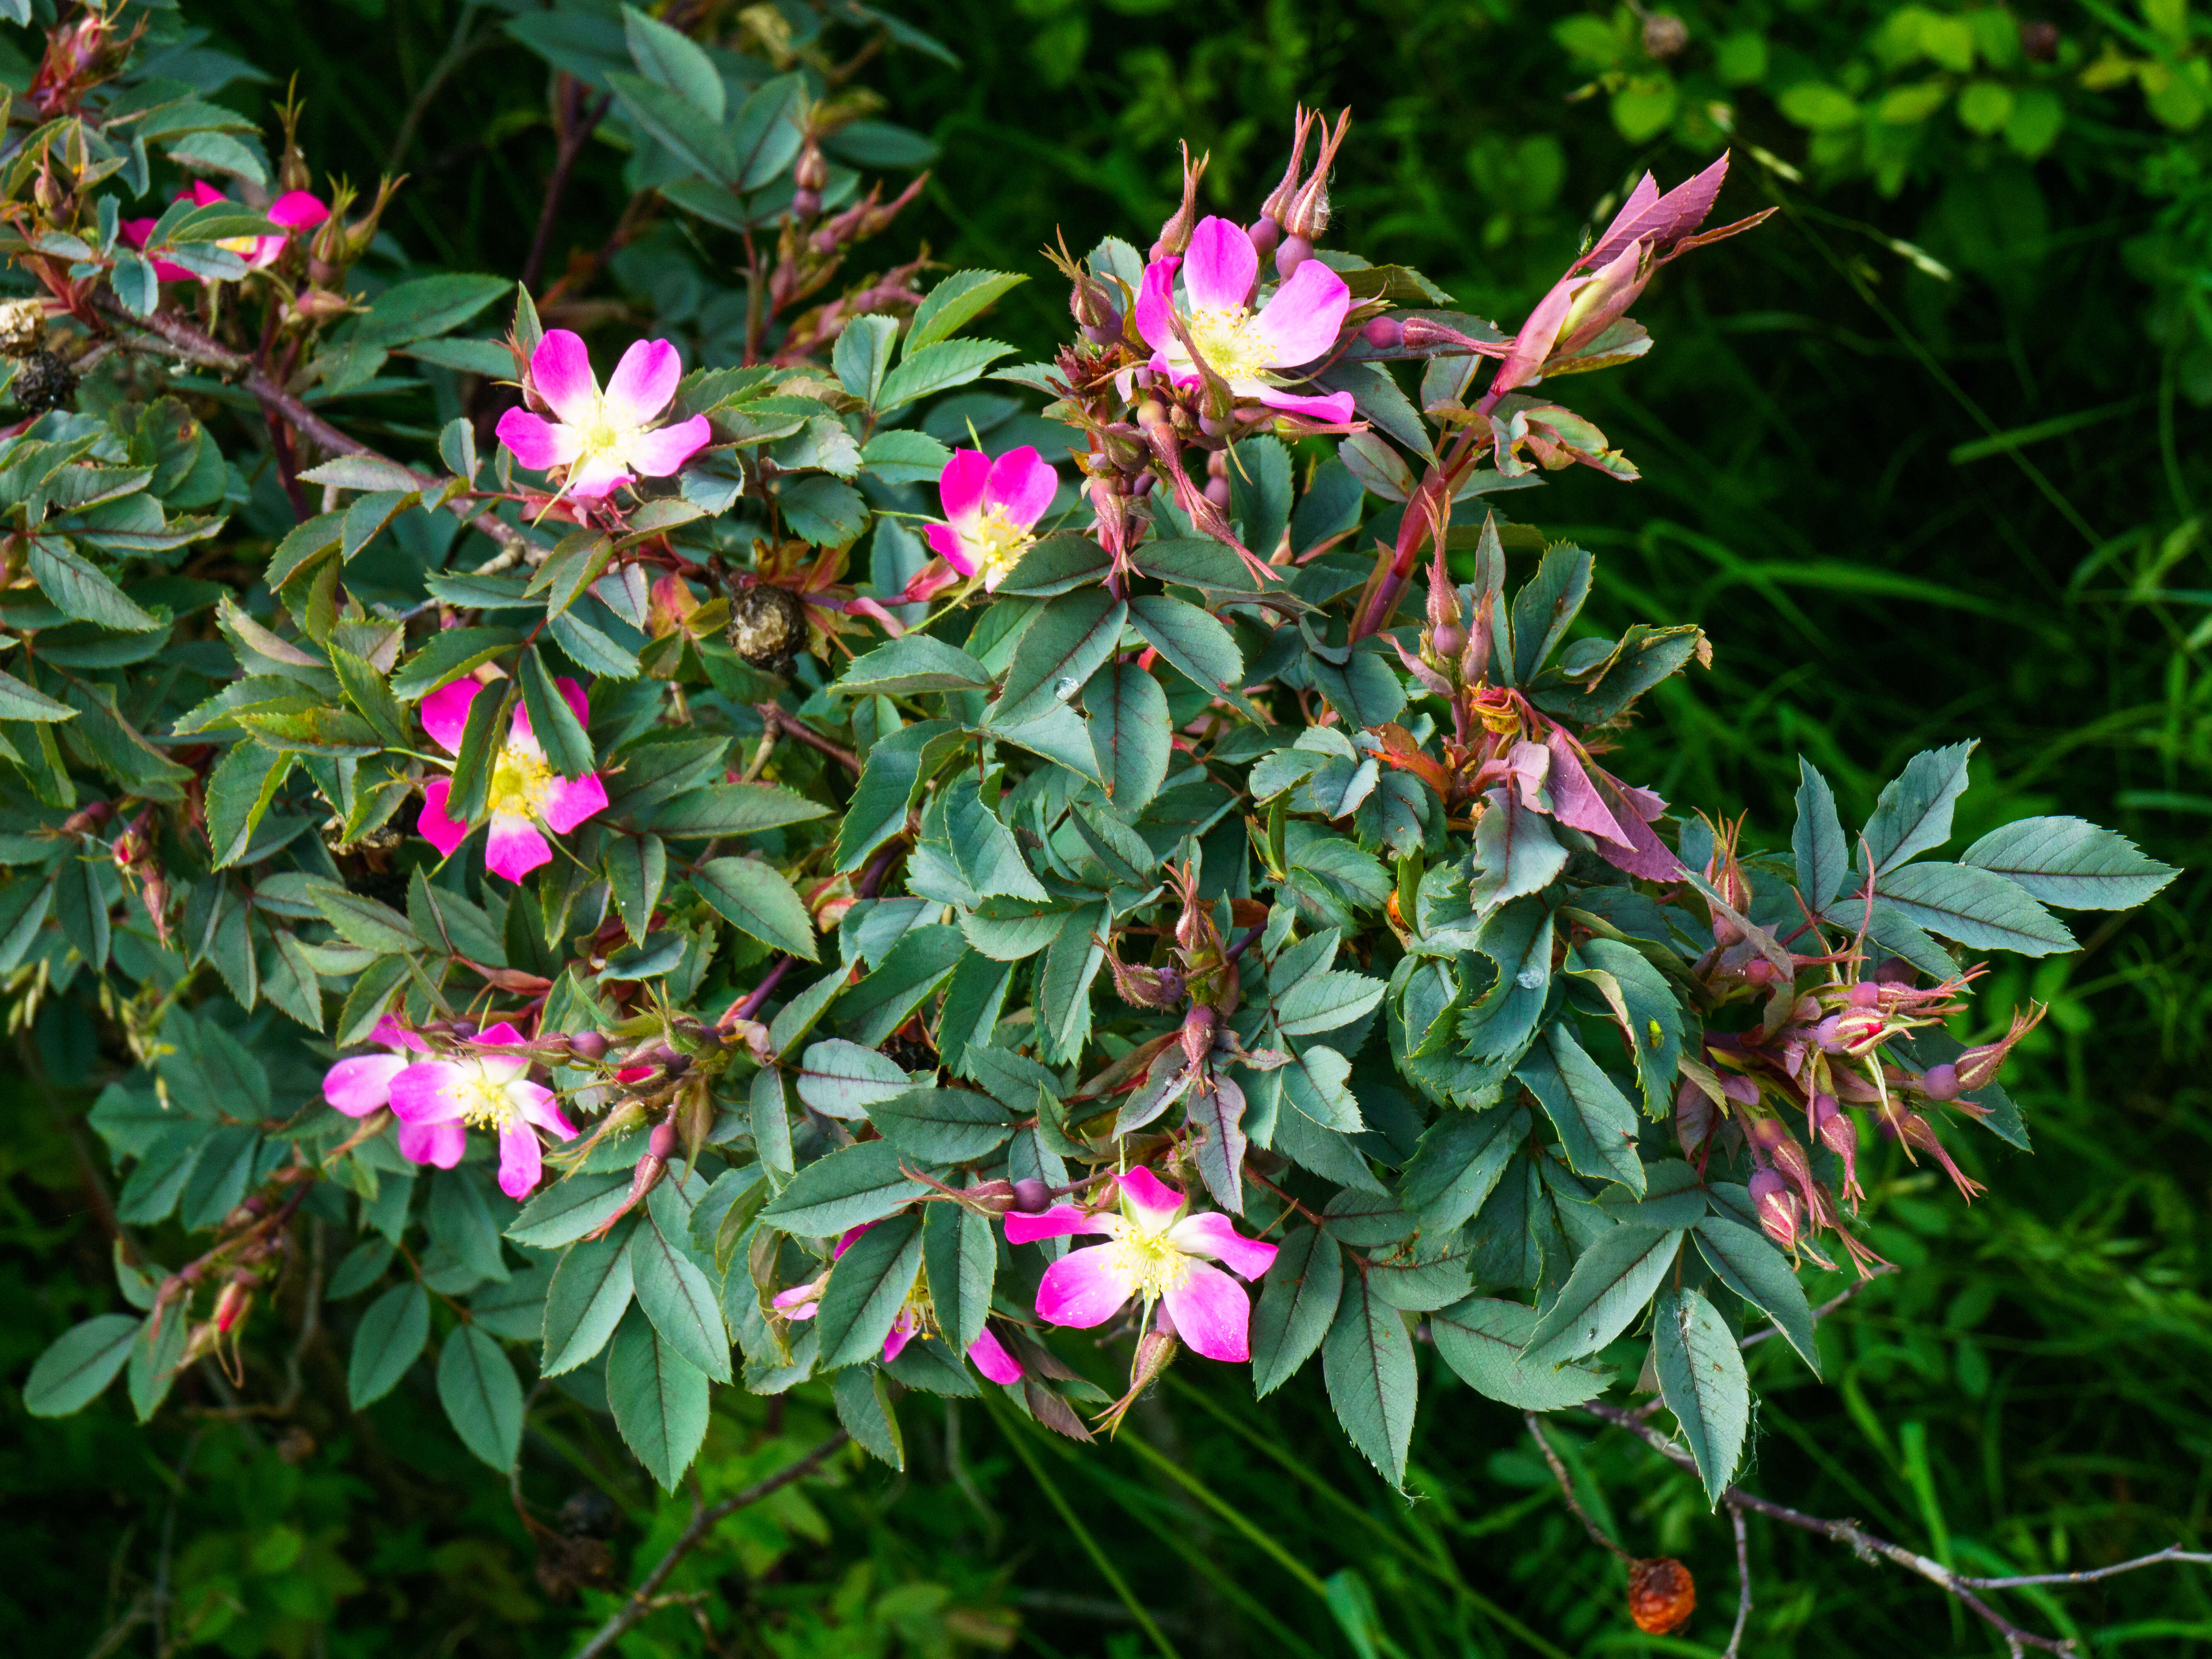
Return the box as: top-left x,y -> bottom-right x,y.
1722,1502 -> 1752,1659
1576,1400 -> 2200,1656
754,702 -> 861,773
567,1431 -> 849,1659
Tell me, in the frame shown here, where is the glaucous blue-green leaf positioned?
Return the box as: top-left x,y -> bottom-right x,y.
1035,902 -> 1107,1064
1572,938 -> 1681,1119
1306,645 -> 1406,728
1275,968 -> 1387,1036
648,784 -> 829,843
630,1199 -> 732,1383
1654,1285 -> 1749,1504
1250,1225 -> 1343,1398
1693,1214 -> 1820,1373
1398,1104 -> 1528,1233
540,1218 -> 637,1376
837,923 -> 965,1047
606,1307 -> 711,1491
469,1264 -> 552,1342
1321,1271 -> 1416,1491
1960,816 -> 2179,911
923,1195 -> 996,1355
795,1038 -> 909,1119
1083,662 -> 1171,814
22,1314 -> 140,1417
437,1324 -> 526,1472
1508,543 -> 1592,685
866,1087 -> 1013,1163
835,637 -> 993,697
1515,1020 -> 1643,1192
1860,739 -> 1975,874
835,718 -> 958,871
832,1365 -> 906,1468
1874,861 -> 2076,955
424,1169 -> 509,1284
1226,433 -> 1293,564
760,1139 -> 929,1238
1458,895 -> 1555,1059
694,855 -> 817,959
1793,758 -> 1849,910
348,1282 -> 431,1408
1429,1296 -> 1611,1410
1129,593 -> 1247,710
815,1211 -> 923,1370
941,774 -> 1048,900
995,531 -> 1114,597
989,589 -> 1126,729
1520,1224 -> 1682,1367
1469,787 -> 1567,911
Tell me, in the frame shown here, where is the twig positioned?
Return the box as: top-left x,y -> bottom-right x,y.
1740,1264 -> 1894,1349
567,1431 -> 848,1659
1525,1414 -> 1631,1561
1721,1501 -> 1752,1659
521,79 -> 614,294
94,297 -> 534,560
387,1 -> 494,172
754,702 -> 861,774
1577,1400 -> 2189,1656
273,1215 -> 325,1413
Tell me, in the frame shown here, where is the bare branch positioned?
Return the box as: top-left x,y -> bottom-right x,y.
1950,1545 -> 2212,1590
755,702 -> 861,774
1740,1264 -> 1895,1350
1524,1413 -> 1630,1562
1721,1501 -> 1752,1659
568,1431 -> 849,1659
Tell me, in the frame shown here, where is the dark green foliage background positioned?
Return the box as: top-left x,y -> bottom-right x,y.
7,1 -> 2208,1653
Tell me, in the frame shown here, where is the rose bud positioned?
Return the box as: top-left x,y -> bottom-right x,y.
566,1031 -> 611,1063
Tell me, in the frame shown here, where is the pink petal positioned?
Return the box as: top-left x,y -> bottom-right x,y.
552,675 -> 591,729
152,258 -> 195,284
539,770 -> 608,835
244,236 -> 285,269
513,1080 -> 577,1140
189,182 -> 228,207
1004,1204 -> 1108,1245
1116,1167 -> 1185,1232
324,1053 -> 408,1117
475,1022 -> 531,1048
1183,216 -> 1258,312
1134,256 -> 1181,353
1251,258 -> 1351,367
370,1016 -> 429,1053
497,1119 -> 543,1199
530,329 -> 600,426
566,453 -> 633,500
771,1286 -> 820,1317
120,217 -> 156,250
882,1310 -> 918,1363
1253,387 -> 1356,423
496,409 -> 581,473
621,414 -> 711,477
484,813 -> 553,881
416,779 -> 471,858
938,448 -> 991,523
833,1223 -> 877,1259
1167,1211 -> 1279,1282
1161,1262 -> 1253,1362
1035,1243 -> 1137,1328
266,190 -> 329,230
398,1119 -> 468,1168
967,1326 -> 1024,1384
983,446 -> 1057,531
389,1061 -> 470,1125
602,337 -> 682,428
421,679 -> 482,754
926,521 -> 976,577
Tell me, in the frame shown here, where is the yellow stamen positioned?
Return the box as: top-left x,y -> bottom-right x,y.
1108,1227 -> 1192,1300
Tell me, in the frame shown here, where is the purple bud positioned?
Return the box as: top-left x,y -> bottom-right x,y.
1919,1062 -> 1960,1102
1275,232 -> 1313,278
1248,216 -> 1281,264
1361,316 -> 1403,350
1011,1177 -> 1051,1214
790,188 -> 821,221
1846,981 -> 1882,1010
1430,622 -> 1467,660
1204,475 -> 1232,507
1748,1169 -> 1801,1250
647,1121 -> 678,1161
566,1031 -> 610,1062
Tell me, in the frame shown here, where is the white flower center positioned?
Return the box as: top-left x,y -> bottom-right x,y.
488,740 -> 553,820
573,395 -> 627,460
965,506 -> 1033,582
454,1064 -> 521,1131
1180,304 -> 1273,381
1109,1226 -> 1192,1301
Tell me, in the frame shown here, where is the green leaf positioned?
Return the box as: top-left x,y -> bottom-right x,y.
0,665 -> 74,721
1321,1271 -> 1417,1491
838,923 -> 967,1047
905,270 -> 1029,357
261,926 -> 326,1031
1515,1021 -> 1644,1192
868,1087 -> 1013,1162
307,882 -> 417,955
621,0 -> 723,117
923,1197 -> 995,1355
347,1282 -> 431,1408
605,833 -> 667,946
794,1039 -> 910,1119
1275,969 -> 1387,1037
1692,1214 -> 1820,1374
1521,1224 -> 1682,1367
1861,740 -> 1976,874
834,637 -> 993,697
876,338 -> 1014,411
631,1195 -> 733,1383
941,775 -> 1048,901
1874,861 -> 2076,955
649,781 -> 830,837
1429,1296 -> 1611,1410
540,1219 -> 636,1376
1960,816 -> 2179,911
351,272 -> 513,347
1398,1105 -> 1527,1233
205,741 -> 294,869
1226,434 -> 1294,564
857,427 -> 950,483
506,1171 -> 633,1249
694,856 -> 817,959
517,647 -> 593,779
834,313 -> 900,406
1508,543 -> 1593,684
1654,1286 -> 1749,1505
989,589 -> 1126,728
437,1325 -> 526,1472
815,1211 -> 924,1369
23,1314 -> 140,1417
837,719 -> 957,872
606,1307 -> 711,1491
1793,758 -> 1849,910
760,1139 -> 928,1237
1250,1225 -> 1343,1398
1575,939 -> 1681,1120
1127,593 -> 1245,706
1470,788 -> 1567,911
445,679 -> 515,827
28,539 -> 159,630
329,646 -> 409,748
995,532 -> 1114,598
1077,664 -> 1170,815
1458,896 -> 1555,1058
392,627 -> 518,700
832,1366 -> 906,1468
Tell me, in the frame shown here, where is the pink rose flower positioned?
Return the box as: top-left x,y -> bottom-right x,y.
1005,1168 -> 1278,1363
120,180 -> 329,281
1134,215 -> 1355,423
494,329 -> 713,501
924,445 -> 1058,592
321,1015 -> 427,1119
387,1022 -> 578,1199
774,1221 -> 1025,1383
416,674 -> 609,882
